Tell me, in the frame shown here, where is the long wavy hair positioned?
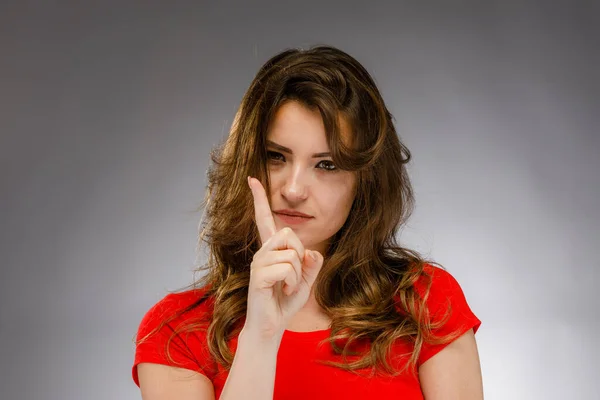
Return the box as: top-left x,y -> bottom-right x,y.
137,45 -> 460,378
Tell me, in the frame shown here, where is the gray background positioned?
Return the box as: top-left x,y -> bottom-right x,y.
1,1 -> 598,399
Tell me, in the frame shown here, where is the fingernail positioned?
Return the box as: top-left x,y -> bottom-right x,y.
247,176 -> 252,188
310,250 -> 318,261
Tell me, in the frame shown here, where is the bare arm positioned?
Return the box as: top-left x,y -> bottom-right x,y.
220,328 -> 282,400
137,328 -> 281,400
137,176 -> 316,399
138,363 -> 216,400
418,329 -> 484,400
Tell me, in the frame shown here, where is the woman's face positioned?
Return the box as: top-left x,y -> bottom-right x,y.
265,100 -> 357,255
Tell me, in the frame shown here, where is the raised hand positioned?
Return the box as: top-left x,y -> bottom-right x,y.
244,176 -> 324,341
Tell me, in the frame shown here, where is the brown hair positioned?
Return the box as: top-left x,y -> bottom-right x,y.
136,45 -> 460,378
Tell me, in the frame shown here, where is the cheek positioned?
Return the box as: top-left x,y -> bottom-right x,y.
321,189 -> 354,220
337,176 -> 357,210
315,195 -> 353,238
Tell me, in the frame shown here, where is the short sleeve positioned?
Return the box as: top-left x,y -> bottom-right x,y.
415,265 -> 481,366
132,291 -> 217,387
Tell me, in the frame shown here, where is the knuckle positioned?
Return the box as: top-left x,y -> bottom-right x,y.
284,249 -> 299,266
294,253 -> 303,267
286,263 -> 297,279
285,248 -> 296,258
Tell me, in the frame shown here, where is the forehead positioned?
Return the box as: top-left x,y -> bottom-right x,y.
267,101 -> 354,147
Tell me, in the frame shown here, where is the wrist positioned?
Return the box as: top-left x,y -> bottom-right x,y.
238,326 -> 283,350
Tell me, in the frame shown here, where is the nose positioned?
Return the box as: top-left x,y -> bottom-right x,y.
280,166 -> 309,203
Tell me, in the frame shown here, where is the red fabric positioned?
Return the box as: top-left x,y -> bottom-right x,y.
132,264 -> 481,399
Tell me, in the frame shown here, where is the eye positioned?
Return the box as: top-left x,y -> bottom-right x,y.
317,160 -> 337,171
267,151 -> 285,162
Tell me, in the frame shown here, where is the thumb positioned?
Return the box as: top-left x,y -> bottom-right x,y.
302,249 -> 322,286
304,249 -> 323,270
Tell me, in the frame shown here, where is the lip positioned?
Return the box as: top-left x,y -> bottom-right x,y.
273,209 -> 313,218
273,210 -> 313,226
274,212 -> 312,225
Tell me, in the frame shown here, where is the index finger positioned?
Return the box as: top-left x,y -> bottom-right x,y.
248,176 -> 277,245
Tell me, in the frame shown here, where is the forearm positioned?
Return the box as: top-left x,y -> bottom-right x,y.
219,328 -> 282,400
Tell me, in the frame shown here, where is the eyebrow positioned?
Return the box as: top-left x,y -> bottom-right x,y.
266,140 -> 331,158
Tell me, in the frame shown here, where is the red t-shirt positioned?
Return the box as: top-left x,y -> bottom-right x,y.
132,264 -> 481,399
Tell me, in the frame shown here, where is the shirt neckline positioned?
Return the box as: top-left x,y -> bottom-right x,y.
283,327 -> 331,341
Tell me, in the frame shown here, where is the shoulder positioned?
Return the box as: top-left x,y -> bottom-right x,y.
132,285 -> 218,386
402,263 -> 481,337
412,264 -> 482,364
142,287 -> 214,319
136,286 -> 214,338
413,264 -> 465,299
415,263 -> 458,287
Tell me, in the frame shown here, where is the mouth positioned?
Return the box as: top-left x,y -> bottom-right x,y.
274,212 -> 313,225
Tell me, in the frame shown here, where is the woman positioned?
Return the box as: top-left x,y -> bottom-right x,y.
132,45 -> 483,399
